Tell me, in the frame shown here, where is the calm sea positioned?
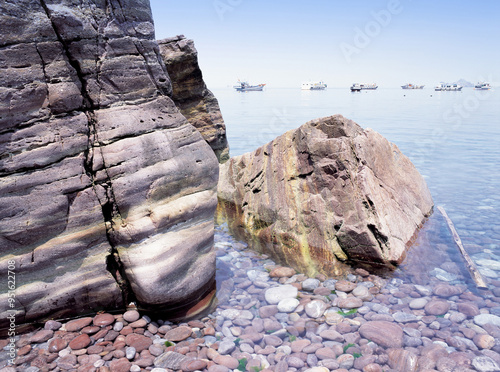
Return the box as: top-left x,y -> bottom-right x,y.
212,87 -> 500,287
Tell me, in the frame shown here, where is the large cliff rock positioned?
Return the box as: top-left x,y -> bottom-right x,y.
218,115 -> 433,276
0,0 -> 219,331
158,35 -> 229,163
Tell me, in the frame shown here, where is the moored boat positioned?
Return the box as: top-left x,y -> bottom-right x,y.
474,82 -> 491,90
350,83 -> 377,91
233,81 -> 266,92
401,83 -> 424,89
301,81 -> 327,90
435,83 -> 462,91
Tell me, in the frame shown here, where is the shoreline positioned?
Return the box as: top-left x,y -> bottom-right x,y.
1,225 -> 500,371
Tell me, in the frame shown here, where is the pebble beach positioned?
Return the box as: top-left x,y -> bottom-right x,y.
1,224 -> 500,372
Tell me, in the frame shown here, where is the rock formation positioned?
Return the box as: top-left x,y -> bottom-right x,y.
0,0 -> 220,331
158,35 -> 229,163
218,115 -> 433,276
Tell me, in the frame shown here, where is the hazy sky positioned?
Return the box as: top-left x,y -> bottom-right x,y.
150,0 -> 500,88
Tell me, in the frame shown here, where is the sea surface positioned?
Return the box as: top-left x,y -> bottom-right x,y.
212,86 -> 500,290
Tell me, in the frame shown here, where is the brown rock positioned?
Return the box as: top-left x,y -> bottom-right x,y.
164,326 -> 192,342
181,359 -> 208,371
30,329 -> 54,343
69,334 -> 91,350
82,326 -> 101,334
433,284 -> 465,298
473,334 -> 495,349
388,349 -> 418,372
217,115 -> 433,276
125,333 -> 152,352
93,313 -> 115,327
269,267 -> 297,278
363,363 -> 383,372
425,299 -> 450,316
335,280 -> 358,293
338,297 -> 363,309
291,339 -> 311,353
123,310 -> 140,323
129,319 -> 148,328
315,347 -> 337,359
48,338 -> 68,353
65,318 -> 94,332
213,355 -> 239,369
359,321 -> 403,348
109,357 -> 131,372
457,302 -> 480,317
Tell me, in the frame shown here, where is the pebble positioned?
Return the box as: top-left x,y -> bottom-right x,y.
4,226 -> 500,372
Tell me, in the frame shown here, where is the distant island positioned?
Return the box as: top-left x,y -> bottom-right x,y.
454,78 -> 474,87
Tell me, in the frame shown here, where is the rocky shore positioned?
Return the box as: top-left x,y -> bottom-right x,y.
2,226 -> 500,372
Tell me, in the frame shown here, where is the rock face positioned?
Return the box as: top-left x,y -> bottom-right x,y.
0,0 -> 219,331
158,35 -> 229,163
218,115 -> 433,276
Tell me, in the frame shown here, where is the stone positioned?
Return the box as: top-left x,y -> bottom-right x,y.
474,314 -> 500,327
269,267 -> 296,278
158,36 -> 229,163
277,298 -> 299,313
93,313 -> 115,327
213,355 -> 239,369
473,334 -> 496,349
48,338 -> 68,353
319,329 -> 344,342
44,320 -> 62,330
109,358 -> 132,372
154,351 -> 191,370
457,302 -> 480,317
425,299 -> 450,316
305,300 -> 328,318
302,278 -> 321,291
337,354 -> 355,369
352,285 -> 372,300
217,115 -> 433,276
433,283 -> 464,297
164,326 -> 192,342
359,321 -> 404,348
69,334 -> 91,350
65,318 -> 94,332
265,285 -> 298,304
316,347 -> 337,359
393,311 -> 418,323
126,346 -> 136,360
125,333 -> 153,352
338,297 -> 363,309
30,330 -> 54,343
123,310 -> 140,323
0,0 -> 221,329
409,298 -> 428,309
335,280 -> 357,293
472,356 -> 500,372
218,340 -> 235,355
388,349 -> 418,372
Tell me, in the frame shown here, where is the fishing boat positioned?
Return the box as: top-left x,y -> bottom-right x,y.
350,83 -> 361,92
474,82 -> 491,90
301,81 -> 327,90
350,83 -> 377,91
233,81 -> 266,92
401,83 -> 424,89
435,83 -> 462,91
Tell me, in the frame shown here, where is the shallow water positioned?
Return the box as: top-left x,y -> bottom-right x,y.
212,86 -> 500,289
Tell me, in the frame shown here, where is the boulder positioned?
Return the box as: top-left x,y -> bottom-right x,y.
158,35 -> 229,163
217,115 -> 433,276
0,0 -> 219,332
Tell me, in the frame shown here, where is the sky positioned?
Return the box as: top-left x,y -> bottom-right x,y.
150,0 -> 500,89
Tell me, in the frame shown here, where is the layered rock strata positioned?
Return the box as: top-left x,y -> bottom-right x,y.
218,115 -> 433,276
0,0 -> 218,331
158,35 -> 229,163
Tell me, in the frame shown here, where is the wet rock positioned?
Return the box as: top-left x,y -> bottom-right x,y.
277,298 -> 299,313
302,278 -> 321,291
472,356 -> 500,372
265,285 -> 298,304
388,349 -> 418,371
425,299 -> 450,316
269,267 -> 296,278
123,310 -> 140,323
359,321 -> 403,348
109,358 -> 132,372
473,334 -> 496,349
305,300 -> 328,318
335,280 -> 358,293
93,313 -> 115,327
125,333 -> 153,352
164,326 -> 192,342
474,314 -> 500,327
69,334 -> 91,350
409,298 -> 428,309
457,302 -> 480,317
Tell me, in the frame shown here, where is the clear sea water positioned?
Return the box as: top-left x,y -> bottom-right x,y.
212,86 -> 500,288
